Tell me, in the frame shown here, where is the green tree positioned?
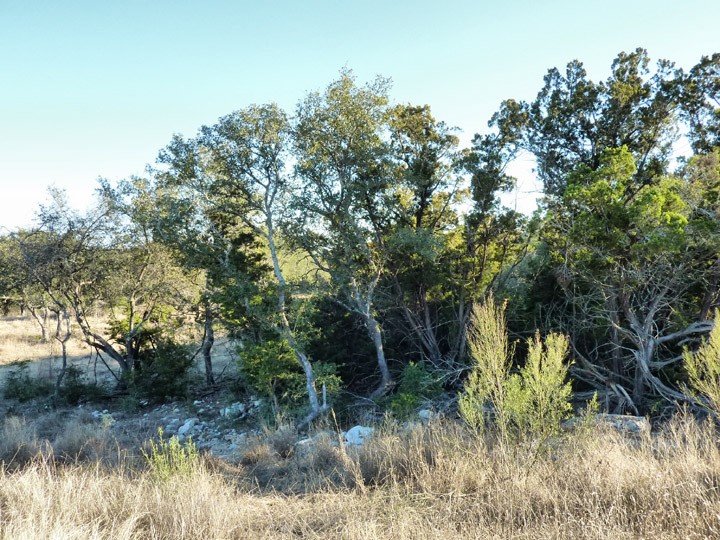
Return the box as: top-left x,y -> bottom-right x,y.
544,147 -> 715,412
18,186 -> 194,385
292,71 -> 396,397
161,104 -> 327,424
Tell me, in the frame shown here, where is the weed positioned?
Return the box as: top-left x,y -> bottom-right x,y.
142,428 -> 199,482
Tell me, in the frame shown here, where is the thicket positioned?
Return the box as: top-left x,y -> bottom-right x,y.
2,49 -> 720,426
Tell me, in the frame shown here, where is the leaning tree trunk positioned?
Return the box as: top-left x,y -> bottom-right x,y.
365,310 -> 392,398
267,221 -> 323,425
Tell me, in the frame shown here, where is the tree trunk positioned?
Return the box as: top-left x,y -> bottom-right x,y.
54,309 -> 72,397
28,305 -> 50,342
267,221 -> 322,419
202,301 -> 216,385
366,311 -> 392,397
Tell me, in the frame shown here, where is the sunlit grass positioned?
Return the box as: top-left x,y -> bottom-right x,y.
0,315 -> 95,367
1,412 -> 719,539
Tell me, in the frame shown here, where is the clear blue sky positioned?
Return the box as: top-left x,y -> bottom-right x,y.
1,0 -> 719,229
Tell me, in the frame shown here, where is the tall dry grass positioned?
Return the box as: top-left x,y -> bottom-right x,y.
1,414 -> 720,539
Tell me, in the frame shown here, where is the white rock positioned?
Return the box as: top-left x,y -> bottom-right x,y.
178,418 -> 199,436
221,402 -> 246,417
418,409 -> 432,423
562,414 -> 650,434
344,425 -> 375,446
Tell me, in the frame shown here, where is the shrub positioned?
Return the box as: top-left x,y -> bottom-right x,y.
2,361 -> 53,402
459,297 -> 573,443
59,365 -> 106,405
506,332 -> 573,442
130,341 -> 193,403
684,310 -> 720,416
239,339 -> 341,413
458,297 -> 512,437
390,362 -> 442,418
142,428 -> 199,482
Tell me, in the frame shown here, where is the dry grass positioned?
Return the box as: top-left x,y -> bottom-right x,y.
0,316 -> 95,366
1,413 -> 720,539
0,315 -> 237,389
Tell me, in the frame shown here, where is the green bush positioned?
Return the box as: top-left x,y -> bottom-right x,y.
459,297 -> 573,443
239,339 -> 341,413
59,365 -> 106,405
390,362 -> 442,418
130,341 -> 193,403
458,297 -> 512,437
142,428 -> 199,482
2,361 -> 53,402
505,332 -> 573,442
684,310 -> 720,416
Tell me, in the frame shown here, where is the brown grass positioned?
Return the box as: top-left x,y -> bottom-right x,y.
0,316 -> 94,366
1,413 -> 719,539
0,315 -> 237,389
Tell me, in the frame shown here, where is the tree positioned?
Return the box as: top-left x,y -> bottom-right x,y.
543,147 -> 715,412
493,48 -> 682,197
153,143 -> 270,386
292,71 -> 396,397
161,104 -> 327,424
18,186 -> 194,385
483,50 -> 720,413
383,104 -> 470,375
682,53 -> 720,153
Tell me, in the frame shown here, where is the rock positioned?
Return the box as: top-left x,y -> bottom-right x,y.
178,418 -> 200,436
563,414 -> 650,434
193,400 -> 203,406
221,403 -> 246,417
344,425 -> 375,446
418,409 -> 432,423
598,414 -> 650,434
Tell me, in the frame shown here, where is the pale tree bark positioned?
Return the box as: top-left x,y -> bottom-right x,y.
267,223 -> 322,418
53,308 -> 72,396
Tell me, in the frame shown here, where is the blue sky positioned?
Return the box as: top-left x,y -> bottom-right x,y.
1,0 -> 719,229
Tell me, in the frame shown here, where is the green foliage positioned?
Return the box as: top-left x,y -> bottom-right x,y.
458,297 -> 512,436
398,361 -> 442,398
390,362 -> 443,418
390,393 -> 420,418
2,362 -> 52,402
130,341 -> 193,403
505,332 -> 574,441
142,428 -> 199,482
59,365 -> 106,405
684,311 -> 720,416
239,339 -> 341,412
459,298 -> 573,443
